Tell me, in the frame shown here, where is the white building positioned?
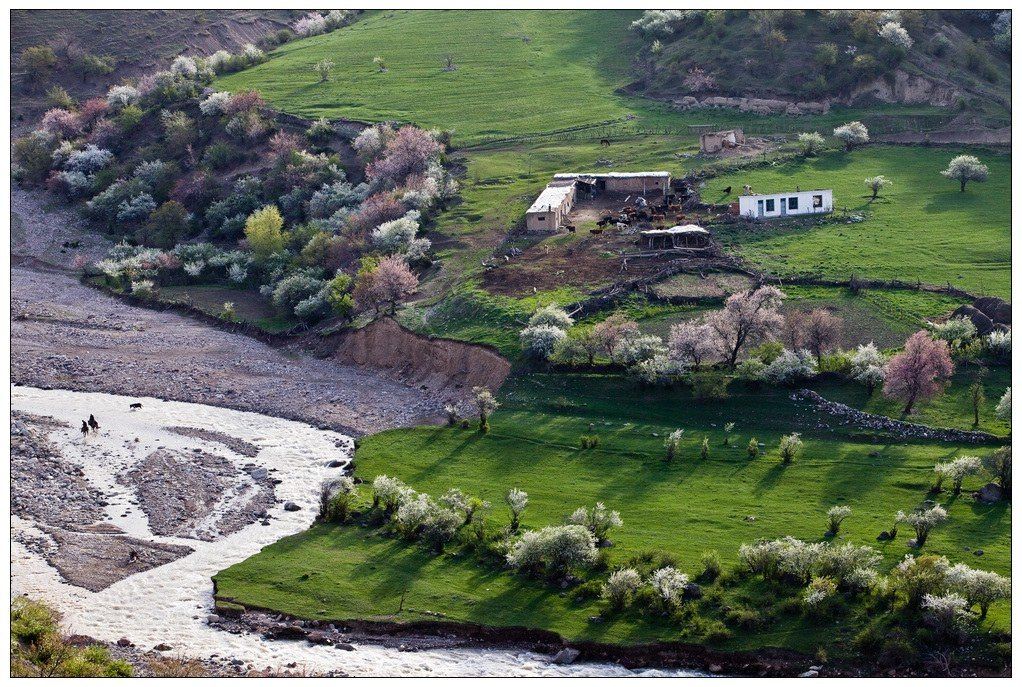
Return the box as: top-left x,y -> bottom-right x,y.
738,189 -> 833,220
525,180 -> 576,232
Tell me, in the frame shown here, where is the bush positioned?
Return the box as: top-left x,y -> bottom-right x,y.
202,142 -> 240,170
568,502 -> 623,544
826,505 -> 852,535
648,566 -> 689,609
700,550 -> 722,581
528,304 -> 574,329
762,348 -> 816,385
506,525 -> 599,578
520,324 -> 567,361
602,568 -> 642,609
138,201 -> 191,248
778,433 -> 803,465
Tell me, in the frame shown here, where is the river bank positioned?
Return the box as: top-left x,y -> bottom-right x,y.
10,386 -> 699,676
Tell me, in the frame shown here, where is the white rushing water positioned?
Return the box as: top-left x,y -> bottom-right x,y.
11,386 -> 695,677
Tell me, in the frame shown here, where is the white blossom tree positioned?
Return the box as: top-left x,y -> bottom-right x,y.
941,155 -> 989,192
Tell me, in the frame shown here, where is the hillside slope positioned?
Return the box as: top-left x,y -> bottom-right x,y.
216,9 -> 644,143
632,10 -> 1010,117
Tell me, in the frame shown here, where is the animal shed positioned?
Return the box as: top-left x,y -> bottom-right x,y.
526,172 -> 670,231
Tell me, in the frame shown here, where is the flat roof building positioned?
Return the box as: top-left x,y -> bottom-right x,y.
737,189 -> 833,220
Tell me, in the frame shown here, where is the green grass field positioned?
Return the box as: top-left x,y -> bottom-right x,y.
216,372 -> 1009,652
211,12 -> 1011,665
706,147 -> 1012,298
216,10 -> 642,143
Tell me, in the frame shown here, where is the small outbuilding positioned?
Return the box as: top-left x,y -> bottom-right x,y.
553,171 -> 671,197
640,224 -> 711,250
737,189 -> 833,220
700,129 -> 746,154
525,180 -> 576,232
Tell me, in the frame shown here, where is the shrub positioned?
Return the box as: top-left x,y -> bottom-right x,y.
372,474 -> 410,513
568,502 -> 623,544
778,433 -> 803,465
833,121 -> 869,151
981,446 -> 1011,494
995,387 -> 1011,421
921,593 -> 971,639
106,84 -> 140,109
797,131 -> 825,156
700,550 -> 722,581
612,333 -> 666,366
63,145 -> 113,175
803,576 -> 838,615
986,330 -> 1011,362
505,487 -> 528,531
244,205 -> 287,261
528,304 -> 574,329
896,506 -> 948,547
826,505 -> 852,535
892,554 -> 950,607
747,437 -> 760,458
13,130 -> 56,182
520,324 -> 567,361
762,348 -> 816,385
664,429 -> 683,462
632,354 -> 685,386
506,524 -> 599,578
138,201 -> 191,248
929,316 -> 977,347
603,568 -> 642,609
648,567 -> 689,608
946,563 -> 1011,618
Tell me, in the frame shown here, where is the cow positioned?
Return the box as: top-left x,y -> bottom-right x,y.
129,402 -> 143,410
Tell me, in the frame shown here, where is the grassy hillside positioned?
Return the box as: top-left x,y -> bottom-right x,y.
216,372 -> 1009,653
706,146 -> 1011,298
217,10 -> 642,143
635,10 -> 1010,119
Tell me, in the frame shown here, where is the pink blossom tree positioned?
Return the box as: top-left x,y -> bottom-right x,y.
41,108 -> 81,139
591,314 -> 639,359
366,125 -> 441,186
354,255 -> 418,315
706,286 -> 785,368
668,320 -> 715,367
883,331 -> 954,414
784,308 -> 842,363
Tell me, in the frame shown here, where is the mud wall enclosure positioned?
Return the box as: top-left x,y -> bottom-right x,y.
318,318 -> 511,397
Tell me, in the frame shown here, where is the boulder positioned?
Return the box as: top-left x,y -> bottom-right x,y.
307,631 -> 333,646
335,643 -> 356,651
951,305 -> 994,335
800,669 -> 820,677
283,501 -> 301,512
552,647 -> 581,665
976,482 -> 1004,503
683,582 -> 703,600
116,637 -> 132,647
973,297 -> 1011,325
153,643 -> 173,652
265,624 -> 308,640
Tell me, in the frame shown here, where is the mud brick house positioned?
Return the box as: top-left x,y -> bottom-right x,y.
738,189 -> 833,220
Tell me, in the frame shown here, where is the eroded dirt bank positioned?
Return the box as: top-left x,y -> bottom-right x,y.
310,317 -> 511,395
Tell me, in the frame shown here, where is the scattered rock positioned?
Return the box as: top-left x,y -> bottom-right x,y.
552,648 -> 580,665
974,549 -> 984,557
116,637 -> 132,647
335,643 -> 356,651
975,482 -> 1004,503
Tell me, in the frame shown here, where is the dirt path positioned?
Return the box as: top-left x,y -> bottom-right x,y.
11,188 -> 441,436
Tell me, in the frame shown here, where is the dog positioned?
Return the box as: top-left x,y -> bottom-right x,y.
129,402 -> 143,410
88,414 -> 100,433
81,421 -> 90,440
723,186 -> 732,195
